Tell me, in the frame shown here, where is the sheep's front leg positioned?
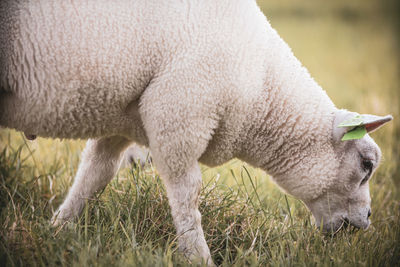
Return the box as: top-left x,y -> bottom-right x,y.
163,163 -> 212,265
52,136 -> 131,225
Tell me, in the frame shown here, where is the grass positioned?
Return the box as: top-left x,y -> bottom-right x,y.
1,0 -> 399,266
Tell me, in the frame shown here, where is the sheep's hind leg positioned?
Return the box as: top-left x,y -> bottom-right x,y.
122,144 -> 151,168
52,136 -> 131,225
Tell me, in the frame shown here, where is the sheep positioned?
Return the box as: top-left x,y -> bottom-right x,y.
0,0 -> 393,265
123,144 -> 151,168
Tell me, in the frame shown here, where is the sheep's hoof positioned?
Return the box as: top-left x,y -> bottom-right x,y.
51,210 -> 72,227
51,214 -> 65,227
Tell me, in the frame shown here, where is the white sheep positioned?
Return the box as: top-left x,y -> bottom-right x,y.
0,0 -> 392,265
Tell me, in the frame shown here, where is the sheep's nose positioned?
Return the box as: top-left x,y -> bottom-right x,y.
367,209 -> 372,218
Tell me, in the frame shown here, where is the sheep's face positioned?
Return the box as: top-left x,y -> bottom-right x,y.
304,110 -> 392,233
306,135 -> 380,233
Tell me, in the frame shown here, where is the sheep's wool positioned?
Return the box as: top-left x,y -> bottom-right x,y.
0,0 -> 337,194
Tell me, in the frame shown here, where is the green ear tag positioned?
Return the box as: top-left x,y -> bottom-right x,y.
341,125 -> 367,141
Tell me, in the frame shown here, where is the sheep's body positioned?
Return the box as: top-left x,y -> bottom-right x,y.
1,0 -> 335,175
1,0 -> 264,141
1,0 -> 390,265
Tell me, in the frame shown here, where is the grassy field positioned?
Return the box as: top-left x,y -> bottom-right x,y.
1,0 -> 399,266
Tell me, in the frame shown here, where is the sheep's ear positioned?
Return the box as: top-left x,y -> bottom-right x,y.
356,114 -> 393,133
333,110 -> 393,142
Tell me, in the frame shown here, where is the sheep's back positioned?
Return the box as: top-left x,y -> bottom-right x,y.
0,0 -> 159,138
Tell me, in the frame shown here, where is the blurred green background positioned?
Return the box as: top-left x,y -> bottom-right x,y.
0,0 -> 399,265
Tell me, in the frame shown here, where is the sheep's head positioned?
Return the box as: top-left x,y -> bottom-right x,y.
303,110 -> 392,233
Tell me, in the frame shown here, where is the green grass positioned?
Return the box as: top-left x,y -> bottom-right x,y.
1,1 -> 399,266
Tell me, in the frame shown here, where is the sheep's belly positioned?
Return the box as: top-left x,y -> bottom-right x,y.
0,87 -> 147,142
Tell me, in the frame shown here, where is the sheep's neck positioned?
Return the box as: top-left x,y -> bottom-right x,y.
239,30 -> 336,177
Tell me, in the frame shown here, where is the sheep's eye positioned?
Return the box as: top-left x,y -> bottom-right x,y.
362,159 -> 373,172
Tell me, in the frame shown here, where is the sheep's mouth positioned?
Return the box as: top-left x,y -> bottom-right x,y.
322,218 -> 361,235
332,218 -> 361,234
340,217 -> 351,230
330,218 -> 347,234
